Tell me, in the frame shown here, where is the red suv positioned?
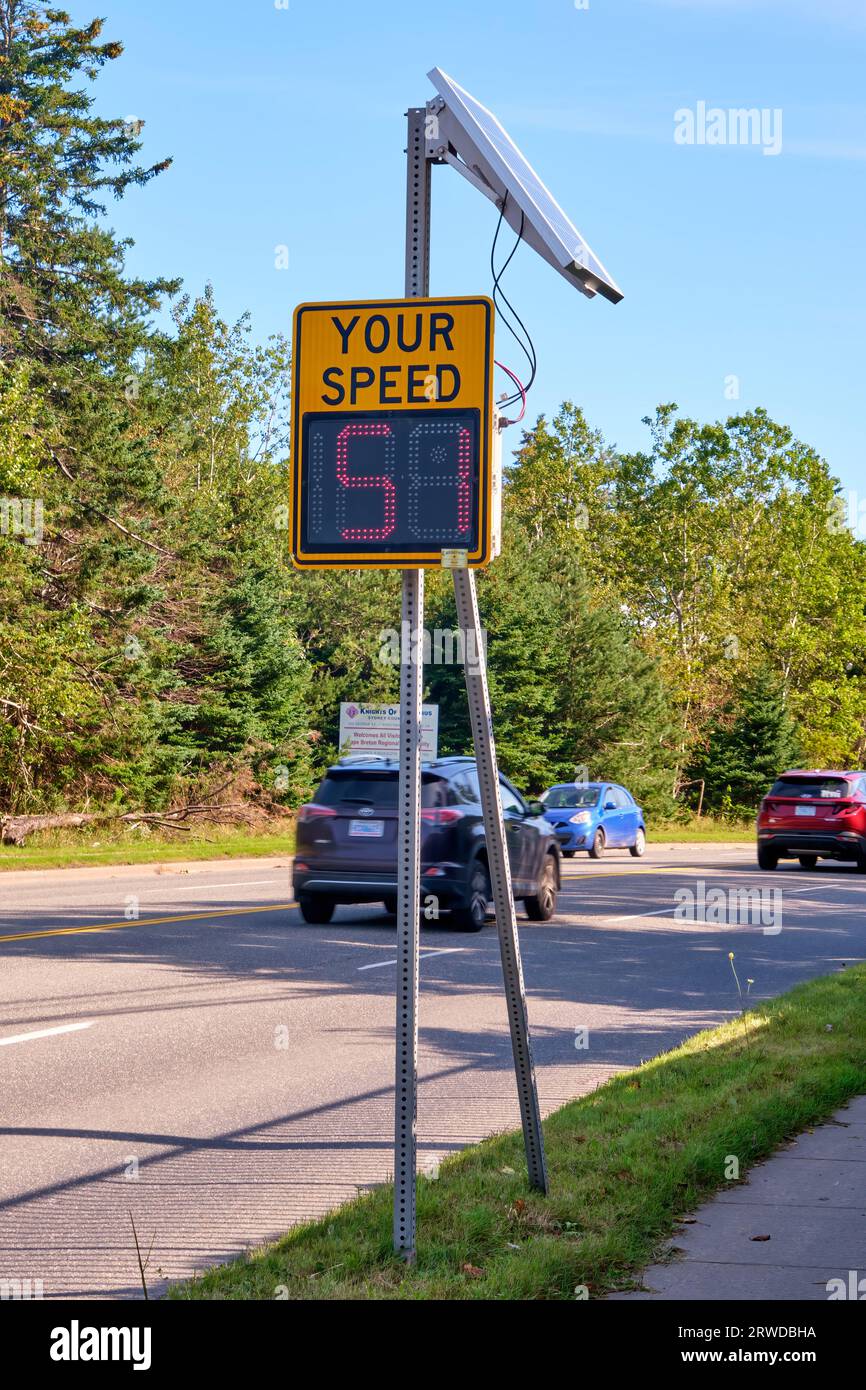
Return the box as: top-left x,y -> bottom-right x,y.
757,770 -> 866,870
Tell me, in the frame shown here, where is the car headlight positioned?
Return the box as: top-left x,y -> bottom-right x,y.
569,811 -> 592,824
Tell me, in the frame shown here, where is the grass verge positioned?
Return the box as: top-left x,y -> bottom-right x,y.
170,964 -> 866,1301
649,820 -> 753,843
0,813 -> 746,871
0,823 -> 294,872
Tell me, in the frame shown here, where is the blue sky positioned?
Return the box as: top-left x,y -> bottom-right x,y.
78,0 -> 865,493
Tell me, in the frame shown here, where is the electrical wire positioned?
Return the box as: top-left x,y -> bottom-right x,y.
490,191 -> 538,411
491,204 -> 534,404
491,196 -> 534,382
493,359 -> 527,423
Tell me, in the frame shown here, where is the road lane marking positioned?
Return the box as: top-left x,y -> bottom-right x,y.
146,878 -> 285,894
358,947 -> 466,972
560,867 -> 698,881
604,882 -> 845,923
0,1020 -> 96,1047
0,902 -> 298,945
559,865 -> 839,885
558,866 -> 770,885
610,905 -> 680,923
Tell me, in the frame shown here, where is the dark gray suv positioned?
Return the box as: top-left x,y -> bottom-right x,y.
293,755 -> 561,930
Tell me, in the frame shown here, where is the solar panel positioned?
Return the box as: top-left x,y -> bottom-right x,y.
427,67 -> 623,305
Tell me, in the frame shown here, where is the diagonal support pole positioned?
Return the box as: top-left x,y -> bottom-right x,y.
453,566 -> 548,1192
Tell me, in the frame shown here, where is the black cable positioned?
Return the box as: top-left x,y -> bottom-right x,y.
490,192 -> 538,408
491,200 -> 534,402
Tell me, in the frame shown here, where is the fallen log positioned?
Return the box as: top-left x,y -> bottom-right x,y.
0,802 -> 249,847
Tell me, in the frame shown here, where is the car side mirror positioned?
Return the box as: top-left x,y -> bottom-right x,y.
604,800 -> 616,811
526,800 -> 546,817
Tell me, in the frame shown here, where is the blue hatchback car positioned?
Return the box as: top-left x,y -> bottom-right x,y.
540,782 -> 646,859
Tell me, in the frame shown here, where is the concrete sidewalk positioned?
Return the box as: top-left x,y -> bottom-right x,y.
611,1096 -> 866,1301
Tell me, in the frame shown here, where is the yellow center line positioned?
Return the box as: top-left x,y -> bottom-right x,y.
1,865 -> 742,942
0,902 -> 298,945
560,865 -> 719,882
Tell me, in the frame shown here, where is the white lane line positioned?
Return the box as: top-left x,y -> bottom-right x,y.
358,947 -> 466,972
144,879 -> 284,894
610,906 -> 679,923
786,883 -> 866,894
606,879 -> 862,924
0,1020 -> 97,1047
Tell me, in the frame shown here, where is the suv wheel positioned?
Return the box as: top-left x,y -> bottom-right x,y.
298,893 -> 335,924
588,828 -> 605,859
524,854 -> 558,921
452,860 -> 490,932
798,854 -> 818,870
630,827 -> 647,858
757,845 -> 779,871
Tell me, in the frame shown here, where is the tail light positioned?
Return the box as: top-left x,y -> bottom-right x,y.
832,802 -> 858,816
297,803 -> 337,823
420,807 -> 464,825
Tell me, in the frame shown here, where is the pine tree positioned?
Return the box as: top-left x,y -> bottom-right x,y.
425,524 -> 678,813
692,670 -> 803,818
0,3 -> 181,809
0,2 -> 178,526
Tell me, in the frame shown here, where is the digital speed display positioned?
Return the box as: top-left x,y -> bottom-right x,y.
301,410 -> 481,557
290,296 -> 496,569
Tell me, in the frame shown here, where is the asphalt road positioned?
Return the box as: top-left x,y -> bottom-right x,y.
1,843 -> 864,1299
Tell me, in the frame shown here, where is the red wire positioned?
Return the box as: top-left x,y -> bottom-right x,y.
494,358 -> 527,423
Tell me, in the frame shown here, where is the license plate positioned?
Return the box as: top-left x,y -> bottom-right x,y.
795,805 -> 816,817
349,818 -> 384,837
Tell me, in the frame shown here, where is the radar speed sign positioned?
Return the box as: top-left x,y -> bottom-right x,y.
290,297 -> 498,569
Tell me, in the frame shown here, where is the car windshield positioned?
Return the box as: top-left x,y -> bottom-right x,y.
543,786 -> 600,809
769,776 -> 850,800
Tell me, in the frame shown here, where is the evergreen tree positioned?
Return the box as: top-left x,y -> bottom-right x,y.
426,524 -> 678,814
691,670 -> 803,818
0,3 -> 178,505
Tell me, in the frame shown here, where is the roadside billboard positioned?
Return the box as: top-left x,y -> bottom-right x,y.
339,702 -> 439,759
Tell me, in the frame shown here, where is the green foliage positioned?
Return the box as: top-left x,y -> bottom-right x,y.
1,4 -> 862,824
510,403 -> 866,799
426,524 -> 677,812
689,670 -> 803,818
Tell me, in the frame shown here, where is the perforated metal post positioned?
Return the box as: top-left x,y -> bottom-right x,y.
453,567 -> 548,1192
393,107 -> 430,1260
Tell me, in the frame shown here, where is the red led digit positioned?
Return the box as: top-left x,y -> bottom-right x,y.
456,425 -> 470,532
407,421 -> 472,538
336,422 -> 397,541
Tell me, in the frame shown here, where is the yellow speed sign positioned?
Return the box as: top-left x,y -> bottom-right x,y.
290,296 -> 495,569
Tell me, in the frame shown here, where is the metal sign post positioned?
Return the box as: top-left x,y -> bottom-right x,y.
393,106 -> 548,1262
291,72 -> 621,1261
393,107 -> 430,1261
